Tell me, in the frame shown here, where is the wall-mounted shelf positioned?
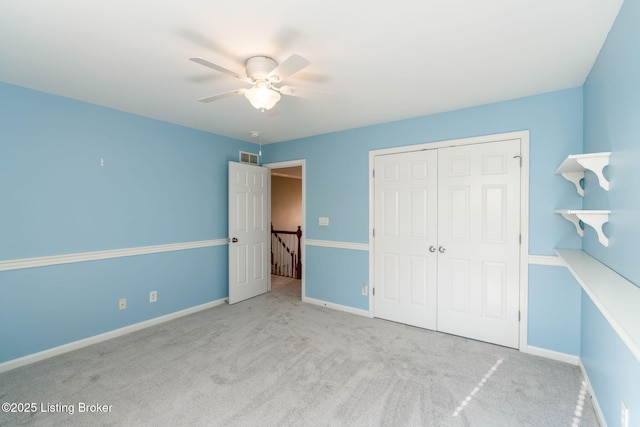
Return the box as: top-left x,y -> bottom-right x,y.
555,249 -> 640,362
555,152 -> 611,196
555,210 -> 611,247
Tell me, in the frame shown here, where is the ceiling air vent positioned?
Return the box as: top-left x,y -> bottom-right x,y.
239,151 -> 259,165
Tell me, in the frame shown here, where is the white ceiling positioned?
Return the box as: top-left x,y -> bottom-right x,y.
0,0 -> 623,144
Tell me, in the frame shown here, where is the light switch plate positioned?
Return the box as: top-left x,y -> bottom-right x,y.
319,217 -> 329,226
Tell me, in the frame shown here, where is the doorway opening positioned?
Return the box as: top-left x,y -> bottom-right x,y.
265,160 -> 305,300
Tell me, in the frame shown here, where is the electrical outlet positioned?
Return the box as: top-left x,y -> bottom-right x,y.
361,284 -> 368,296
149,291 -> 157,303
621,401 -> 629,427
119,298 -> 126,310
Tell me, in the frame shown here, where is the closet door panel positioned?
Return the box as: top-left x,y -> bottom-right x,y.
374,150 -> 438,330
436,140 -> 521,348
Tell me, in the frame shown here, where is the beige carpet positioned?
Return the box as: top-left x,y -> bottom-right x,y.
0,276 -> 598,426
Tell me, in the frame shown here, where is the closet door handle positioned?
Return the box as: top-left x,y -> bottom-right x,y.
438,246 -> 446,253
429,245 -> 436,253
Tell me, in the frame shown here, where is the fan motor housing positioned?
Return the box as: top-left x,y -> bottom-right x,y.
245,56 -> 278,81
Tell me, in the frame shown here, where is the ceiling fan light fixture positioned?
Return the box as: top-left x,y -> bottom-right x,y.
244,83 -> 281,111
191,53 -> 314,111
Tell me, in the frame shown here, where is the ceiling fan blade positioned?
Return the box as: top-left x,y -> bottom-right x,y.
268,54 -> 310,82
179,30 -> 241,63
190,57 -> 245,81
277,85 -> 332,98
197,89 -> 246,103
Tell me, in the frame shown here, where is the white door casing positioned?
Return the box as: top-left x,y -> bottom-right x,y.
374,150 -> 438,329
228,161 -> 270,304
436,140 -> 521,348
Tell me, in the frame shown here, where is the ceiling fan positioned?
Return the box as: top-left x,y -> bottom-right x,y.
190,54 -> 324,111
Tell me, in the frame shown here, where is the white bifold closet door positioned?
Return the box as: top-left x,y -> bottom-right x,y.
373,150 -> 439,330
436,140 -> 521,348
374,139 -> 521,348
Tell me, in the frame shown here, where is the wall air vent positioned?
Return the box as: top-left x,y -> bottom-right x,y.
239,151 -> 259,165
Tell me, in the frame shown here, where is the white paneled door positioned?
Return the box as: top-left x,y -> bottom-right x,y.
228,162 -> 270,304
373,139 -> 521,348
436,140 -> 521,348
374,150 -> 438,329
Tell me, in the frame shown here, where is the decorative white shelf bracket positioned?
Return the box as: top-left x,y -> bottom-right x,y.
555,152 -> 611,196
555,210 -> 611,247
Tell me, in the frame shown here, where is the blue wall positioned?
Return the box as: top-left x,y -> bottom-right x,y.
0,82 -> 255,362
527,265 -> 581,355
264,89 -> 584,253
581,294 -> 640,426
581,0 -> 640,425
263,87 -> 585,356
305,246 -> 369,310
583,0 -> 640,287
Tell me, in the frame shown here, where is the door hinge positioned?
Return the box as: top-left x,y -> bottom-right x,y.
373,228 -> 375,237
373,287 -> 375,296
519,234 -> 522,244
518,311 -> 521,322
373,169 -> 375,178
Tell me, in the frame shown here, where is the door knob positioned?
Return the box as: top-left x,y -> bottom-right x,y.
438,246 -> 446,253
230,237 -> 238,243
429,245 -> 436,253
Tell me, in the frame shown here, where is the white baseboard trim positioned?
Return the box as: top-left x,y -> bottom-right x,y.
303,296 -> 370,317
0,239 -> 228,272
524,345 -> 580,365
0,298 -> 227,373
305,239 -> 369,251
579,359 -> 608,427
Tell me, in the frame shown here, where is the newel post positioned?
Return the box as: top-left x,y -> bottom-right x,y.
296,226 -> 302,279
